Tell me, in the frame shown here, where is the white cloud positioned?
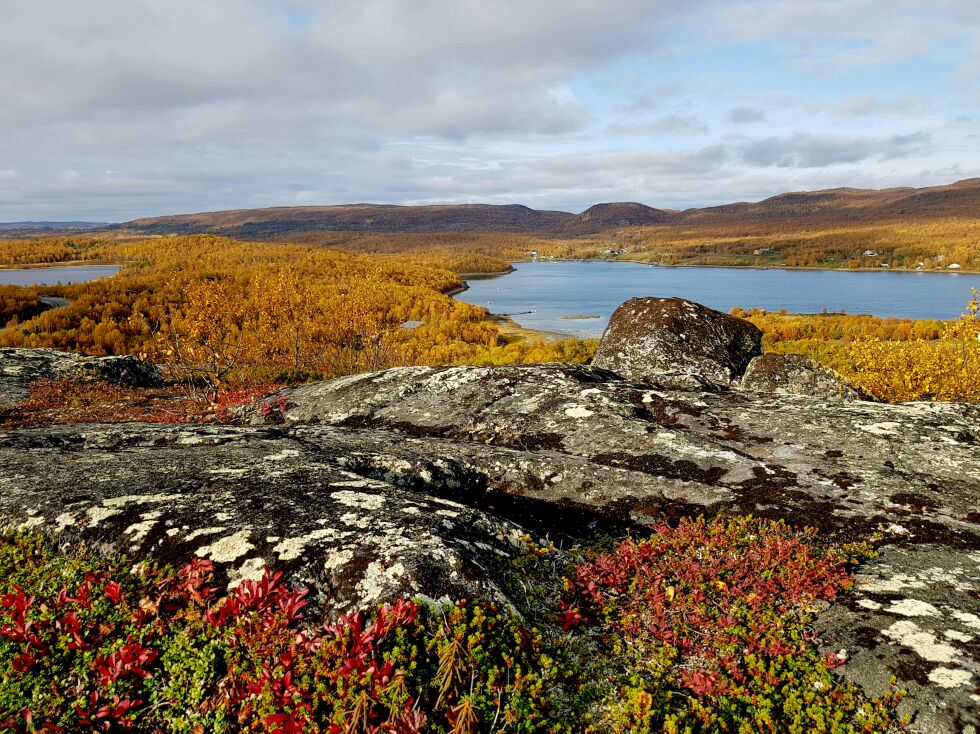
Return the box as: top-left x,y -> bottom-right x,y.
728,106 -> 766,123
0,0 -> 978,220
738,132 -> 932,168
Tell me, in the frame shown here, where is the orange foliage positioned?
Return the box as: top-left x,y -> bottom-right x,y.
0,285 -> 44,327
745,292 -> 980,402
0,237 -> 107,265
0,235 -> 594,392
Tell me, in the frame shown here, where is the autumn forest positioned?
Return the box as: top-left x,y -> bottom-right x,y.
1,207 -> 979,408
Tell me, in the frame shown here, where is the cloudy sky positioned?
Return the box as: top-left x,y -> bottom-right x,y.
1,0 -> 979,221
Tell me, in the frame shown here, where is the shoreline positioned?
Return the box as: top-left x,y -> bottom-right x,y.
0,260 -> 125,271
506,257 -> 979,276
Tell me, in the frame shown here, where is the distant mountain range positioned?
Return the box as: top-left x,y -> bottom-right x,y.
29,177 -> 980,238
0,221 -> 109,232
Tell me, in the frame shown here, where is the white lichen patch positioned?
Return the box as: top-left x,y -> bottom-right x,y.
944,629 -> 974,643
436,509 -> 459,518
882,620 -> 959,663
18,514 -> 44,529
340,512 -> 371,529
228,557 -> 266,589
857,421 -> 902,436
184,527 -> 226,543
927,667 -> 972,689
324,548 -> 354,571
401,505 -> 421,515
125,511 -> 162,543
54,512 -> 76,530
87,493 -> 184,528
858,572 -> 926,594
857,598 -> 883,611
564,405 -> 594,419
195,530 -> 254,563
886,599 -> 940,617
261,448 -> 301,462
356,561 -> 408,604
331,490 -> 385,511
273,528 -> 339,561
951,611 -> 980,630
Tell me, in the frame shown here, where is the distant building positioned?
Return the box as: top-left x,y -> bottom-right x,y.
862,250 -> 878,257
948,263 -> 962,269
753,247 -> 772,255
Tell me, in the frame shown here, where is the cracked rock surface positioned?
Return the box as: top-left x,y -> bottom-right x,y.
2,353 -> 978,731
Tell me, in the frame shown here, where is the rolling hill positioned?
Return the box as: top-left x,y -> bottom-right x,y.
121,203 -> 575,237
681,178 -> 980,224
565,202 -> 678,232
116,177 -> 980,238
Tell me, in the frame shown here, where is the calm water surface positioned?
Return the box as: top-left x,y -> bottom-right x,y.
0,265 -> 120,286
456,261 -> 980,338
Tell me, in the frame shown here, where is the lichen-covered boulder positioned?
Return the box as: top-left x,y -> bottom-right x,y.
740,353 -> 862,400
0,347 -> 163,404
4,361 -> 980,730
0,423 -> 522,615
592,297 -> 762,385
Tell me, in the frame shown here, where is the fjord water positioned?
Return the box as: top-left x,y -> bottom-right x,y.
0,265 -> 120,286
456,261 -> 980,338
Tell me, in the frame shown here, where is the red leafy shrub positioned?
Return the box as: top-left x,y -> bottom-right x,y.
0,532 -> 563,733
562,516 -> 905,732
0,520 -> 904,734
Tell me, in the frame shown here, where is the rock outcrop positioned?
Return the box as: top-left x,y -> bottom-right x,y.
0,347 -> 163,404
1,351 -> 978,729
592,297 -> 763,386
741,353 -> 862,400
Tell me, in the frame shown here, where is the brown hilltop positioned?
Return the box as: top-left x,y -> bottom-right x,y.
113,177 -> 980,238
122,203 -> 575,237
564,202 -> 679,233
680,177 -> 980,224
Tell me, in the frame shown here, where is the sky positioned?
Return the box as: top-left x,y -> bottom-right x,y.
1,0 -> 979,221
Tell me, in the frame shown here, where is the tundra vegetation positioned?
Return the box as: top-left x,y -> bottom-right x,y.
0,517 -> 906,733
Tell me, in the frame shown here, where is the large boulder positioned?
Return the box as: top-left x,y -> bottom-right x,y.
592,297 -> 763,385
0,347 -> 163,404
740,353 -> 862,400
